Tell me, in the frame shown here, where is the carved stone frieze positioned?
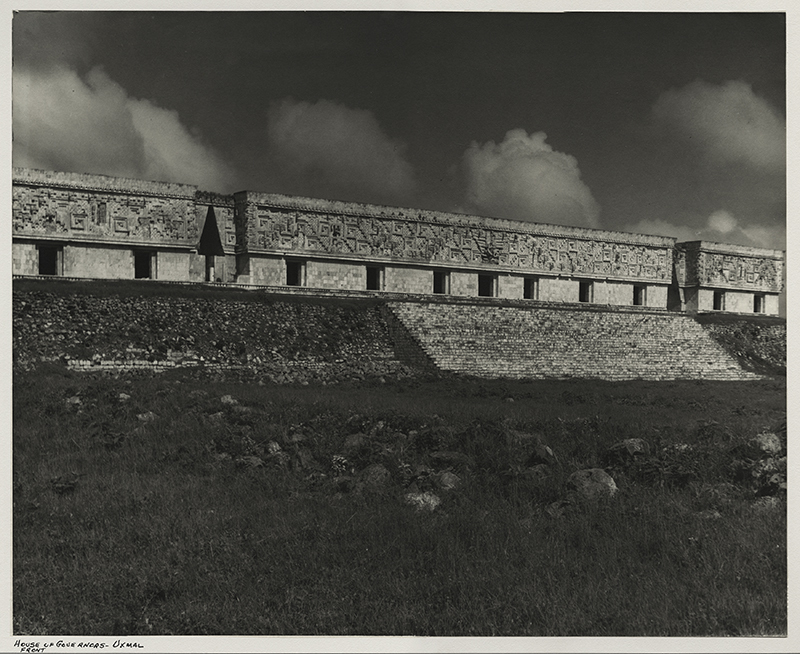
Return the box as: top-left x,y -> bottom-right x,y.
694,251 -> 783,292
13,185 -> 198,245
245,205 -> 672,281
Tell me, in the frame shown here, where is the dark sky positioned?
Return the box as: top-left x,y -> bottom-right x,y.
12,11 -> 786,254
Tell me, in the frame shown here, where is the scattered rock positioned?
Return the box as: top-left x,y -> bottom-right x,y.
359,463 -> 392,490
525,442 -> 557,466
343,432 -> 368,452
235,455 -> 264,468
696,509 -> 722,520
220,394 -> 239,406
567,468 -> 618,499
607,438 -> 650,461
751,432 -> 782,456
435,470 -> 460,491
521,464 -> 550,482
65,395 -> 82,407
118,392 -> 131,403
293,448 -> 316,471
50,472 -> 83,495
137,411 -> 157,422
404,491 -> 441,512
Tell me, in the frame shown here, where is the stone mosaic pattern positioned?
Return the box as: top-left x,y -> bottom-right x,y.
238,202 -> 673,283
13,184 -> 199,246
675,245 -> 783,293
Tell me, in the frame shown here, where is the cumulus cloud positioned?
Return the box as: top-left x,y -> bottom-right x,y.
13,65 -> 236,192
458,129 -> 600,228
266,98 -> 417,204
706,209 -> 737,235
624,218 -> 701,244
626,210 -> 785,252
652,80 -> 785,172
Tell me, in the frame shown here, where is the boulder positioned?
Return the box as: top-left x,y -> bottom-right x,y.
359,463 -> 392,490
343,432 -> 368,452
220,394 -> 239,406
567,468 -> 618,499
404,491 -> 442,512
525,442 -> 557,466
137,411 -> 157,422
607,438 -> 650,461
751,432 -> 782,456
435,470 -> 461,491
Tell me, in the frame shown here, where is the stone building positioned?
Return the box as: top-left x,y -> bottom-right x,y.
12,167 -> 784,315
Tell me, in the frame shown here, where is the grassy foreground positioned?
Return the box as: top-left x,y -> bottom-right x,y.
13,367 -> 786,636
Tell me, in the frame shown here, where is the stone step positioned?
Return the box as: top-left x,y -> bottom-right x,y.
388,302 -> 761,381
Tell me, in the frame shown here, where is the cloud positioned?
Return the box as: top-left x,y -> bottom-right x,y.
458,129 -> 600,228
13,65 -> 236,192
626,210 -> 785,252
266,98 -> 417,204
624,218 -> 700,244
706,209 -> 737,235
652,80 -> 785,172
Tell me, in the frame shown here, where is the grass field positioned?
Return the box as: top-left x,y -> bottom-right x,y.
13,365 -> 786,636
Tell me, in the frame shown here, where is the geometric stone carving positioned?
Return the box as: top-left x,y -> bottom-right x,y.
243,204 -> 673,282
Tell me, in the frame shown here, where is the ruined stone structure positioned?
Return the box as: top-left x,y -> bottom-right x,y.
12,167 -> 784,316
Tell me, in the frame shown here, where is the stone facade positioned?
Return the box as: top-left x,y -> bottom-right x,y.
12,168 -> 785,315
674,241 -> 784,315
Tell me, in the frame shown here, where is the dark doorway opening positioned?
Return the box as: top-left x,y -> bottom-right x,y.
134,251 -> 153,279
754,294 -> 765,313
478,274 -> 495,297
524,277 -> 537,300
366,266 -> 382,291
38,246 -> 59,276
579,281 -> 593,303
433,271 -> 449,294
633,285 -> 646,306
286,260 -> 304,286
713,291 -> 725,311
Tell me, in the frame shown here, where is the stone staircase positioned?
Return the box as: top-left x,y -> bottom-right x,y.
387,301 -> 762,381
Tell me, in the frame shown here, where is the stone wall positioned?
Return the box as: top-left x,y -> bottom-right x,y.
388,301 -> 768,381
12,168 -> 783,316
12,285 -> 422,384
675,241 -> 784,294
14,168 -> 199,249
13,279 -> 782,382
235,190 -> 675,285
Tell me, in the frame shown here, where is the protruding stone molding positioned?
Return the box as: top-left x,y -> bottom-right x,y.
239,201 -> 674,282
242,190 -> 675,247
13,167 -> 198,200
